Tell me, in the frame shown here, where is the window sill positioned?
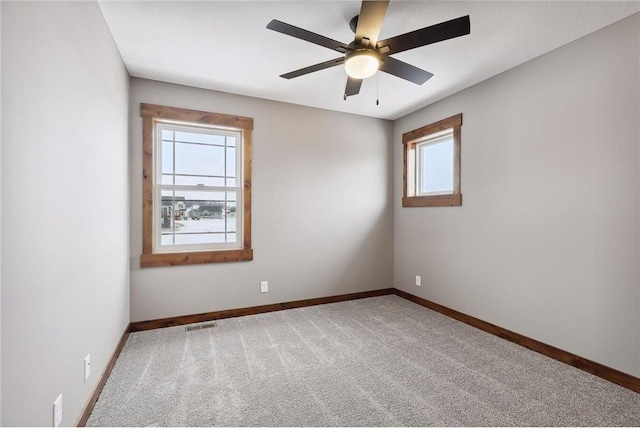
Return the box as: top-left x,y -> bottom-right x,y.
140,248 -> 253,268
402,194 -> 462,207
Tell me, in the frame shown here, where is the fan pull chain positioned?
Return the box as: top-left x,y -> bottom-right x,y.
376,73 -> 380,106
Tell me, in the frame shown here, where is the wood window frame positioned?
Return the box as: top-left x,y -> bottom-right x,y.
140,103 -> 253,268
402,113 -> 462,208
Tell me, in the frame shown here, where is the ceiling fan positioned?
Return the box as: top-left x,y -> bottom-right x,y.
266,1 -> 470,99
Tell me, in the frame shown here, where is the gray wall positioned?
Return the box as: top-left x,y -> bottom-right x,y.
130,78 -> 394,322
394,14 -> 640,377
1,2 -> 130,426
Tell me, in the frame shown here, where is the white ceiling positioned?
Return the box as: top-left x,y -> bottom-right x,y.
98,1 -> 639,120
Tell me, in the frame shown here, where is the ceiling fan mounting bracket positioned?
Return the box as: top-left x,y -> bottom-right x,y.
349,15 -> 359,33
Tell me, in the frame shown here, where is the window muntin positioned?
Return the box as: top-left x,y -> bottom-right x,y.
154,122 -> 242,253
402,113 -> 462,208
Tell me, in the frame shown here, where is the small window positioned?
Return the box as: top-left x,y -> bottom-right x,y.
140,104 -> 253,267
403,113 -> 462,207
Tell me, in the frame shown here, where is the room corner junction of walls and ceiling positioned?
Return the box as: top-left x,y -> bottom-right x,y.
1,2 -> 640,426
96,1 -> 640,121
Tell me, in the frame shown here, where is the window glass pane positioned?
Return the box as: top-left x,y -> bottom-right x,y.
174,175 -> 225,186
153,121 -> 246,254
226,202 -> 237,232
174,233 -> 226,245
226,201 -> 237,216
161,129 -> 173,140
420,138 -> 454,194
226,222 -> 237,235
174,190 -> 225,225
160,190 -> 176,246
161,141 -> 173,174
175,190 -> 225,203
187,203 -> 225,221
175,131 -> 224,146
176,216 -> 225,234
226,147 -> 236,178
163,188 -> 232,246
174,191 -> 226,241
175,143 -> 225,177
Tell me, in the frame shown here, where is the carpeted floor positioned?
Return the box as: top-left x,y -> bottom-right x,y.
87,295 -> 640,426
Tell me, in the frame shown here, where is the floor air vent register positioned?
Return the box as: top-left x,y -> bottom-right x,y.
185,322 -> 217,332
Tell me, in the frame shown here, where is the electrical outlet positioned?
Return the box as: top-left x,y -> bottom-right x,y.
84,354 -> 91,382
260,281 -> 268,293
53,394 -> 63,427
416,275 -> 421,286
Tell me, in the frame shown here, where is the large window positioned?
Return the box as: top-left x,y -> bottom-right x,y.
402,113 -> 462,207
140,103 -> 253,267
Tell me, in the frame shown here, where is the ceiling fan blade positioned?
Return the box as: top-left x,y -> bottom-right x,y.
376,15 -> 470,55
379,56 -> 433,85
344,76 -> 363,97
280,57 -> 345,79
355,1 -> 390,46
267,20 -> 351,53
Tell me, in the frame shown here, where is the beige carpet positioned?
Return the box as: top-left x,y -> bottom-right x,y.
88,295 -> 640,426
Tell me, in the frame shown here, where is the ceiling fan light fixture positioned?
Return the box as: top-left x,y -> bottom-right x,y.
345,49 -> 380,79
